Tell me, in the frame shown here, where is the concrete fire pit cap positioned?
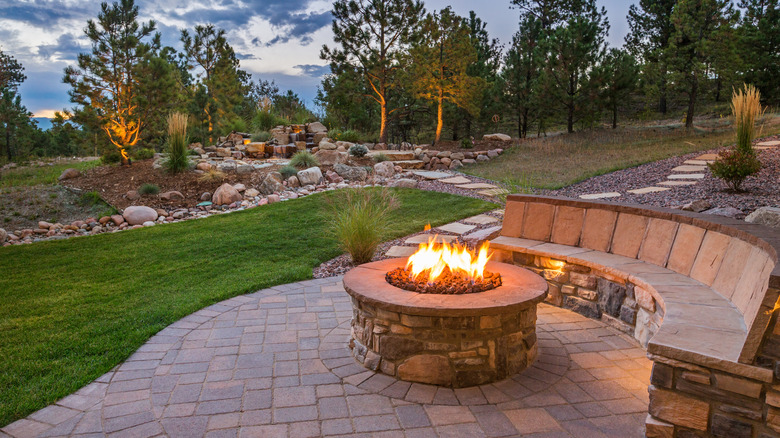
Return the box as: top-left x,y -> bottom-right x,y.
343,259 -> 548,317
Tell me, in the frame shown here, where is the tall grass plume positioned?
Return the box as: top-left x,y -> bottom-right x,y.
165,112 -> 190,173
731,83 -> 766,153
325,188 -> 400,265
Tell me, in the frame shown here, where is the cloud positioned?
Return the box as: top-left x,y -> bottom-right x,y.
36,33 -> 86,61
294,64 -> 329,78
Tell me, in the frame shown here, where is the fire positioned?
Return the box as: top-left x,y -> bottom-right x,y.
406,236 -> 492,283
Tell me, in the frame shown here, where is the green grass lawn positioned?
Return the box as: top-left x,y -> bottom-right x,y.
0,188 -> 495,426
464,115 -> 780,189
0,160 -> 99,189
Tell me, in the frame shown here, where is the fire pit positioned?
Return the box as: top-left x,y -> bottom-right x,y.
343,242 -> 547,387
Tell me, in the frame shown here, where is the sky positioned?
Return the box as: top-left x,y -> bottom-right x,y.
1,0 -> 631,119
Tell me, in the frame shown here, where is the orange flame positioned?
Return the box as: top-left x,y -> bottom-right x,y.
406,236 -> 492,283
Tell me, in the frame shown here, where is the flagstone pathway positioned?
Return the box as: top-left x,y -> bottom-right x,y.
2,278 -> 651,438
577,141 -> 779,200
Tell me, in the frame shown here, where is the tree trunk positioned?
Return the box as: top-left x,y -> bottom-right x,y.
685,76 -> 697,128
521,108 -> 529,138
567,104 -> 574,133
379,99 -> 388,144
612,104 -> 618,129
715,76 -> 722,102
659,69 -> 668,114
5,126 -> 11,161
435,91 -> 444,144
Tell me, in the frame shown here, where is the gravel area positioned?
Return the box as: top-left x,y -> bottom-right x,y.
543,135 -> 780,218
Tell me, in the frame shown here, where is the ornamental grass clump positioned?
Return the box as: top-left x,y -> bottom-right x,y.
165,112 -> 190,173
709,84 -> 764,191
325,188 -> 400,265
290,151 -> 320,169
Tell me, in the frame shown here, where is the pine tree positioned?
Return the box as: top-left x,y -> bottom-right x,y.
0,48 -> 31,160
409,7 -> 485,143
64,0 -> 155,165
502,17 -> 545,138
597,48 -> 640,128
738,0 -> 780,104
321,0 -> 425,144
665,0 -> 735,128
625,0 -> 676,114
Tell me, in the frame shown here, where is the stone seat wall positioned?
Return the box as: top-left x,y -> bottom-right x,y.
491,195 -> 780,437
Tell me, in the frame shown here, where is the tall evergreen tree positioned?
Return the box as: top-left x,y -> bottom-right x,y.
665,0 -> 735,128
597,48 -> 640,128
321,0 -> 425,144
738,0 -> 780,104
502,17 -> 545,138
409,7 -> 485,143
0,48 -> 32,161
64,0 -> 155,164
625,0 -> 676,114
541,0 -> 609,133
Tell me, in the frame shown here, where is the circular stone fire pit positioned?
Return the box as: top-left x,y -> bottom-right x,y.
343,258 -> 548,387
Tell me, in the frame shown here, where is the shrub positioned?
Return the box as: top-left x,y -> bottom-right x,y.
325,188 -> 399,265
165,112 -> 190,173
332,129 -> 362,143
373,153 -> 390,163
79,191 -> 103,207
101,150 -> 121,164
349,144 -> 369,157
138,183 -> 160,195
251,131 -> 272,142
280,165 -> 298,180
290,151 -> 320,169
709,150 -> 761,192
252,110 -> 288,132
460,137 -> 474,149
198,168 -> 226,183
133,148 -> 155,160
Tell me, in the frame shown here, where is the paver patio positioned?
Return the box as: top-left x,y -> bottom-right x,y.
2,278 -> 651,438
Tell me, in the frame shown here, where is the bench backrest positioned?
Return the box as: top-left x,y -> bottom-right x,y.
501,195 -> 780,363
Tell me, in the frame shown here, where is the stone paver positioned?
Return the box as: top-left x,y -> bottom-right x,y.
670,165 -> 707,172
667,173 -> 705,179
404,234 -> 457,245
694,153 -> 719,161
411,170 -> 451,180
462,214 -> 500,225
384,246 -> 417,257
579,192 -> 621,200
683,160 -> 708,165
438,176 -> 473,184
657,180 -> 697,186
455,183 -> 497,189
478,188 -> 509,198
3,278 -> 651,438
627,187 -> 670,195
436,222 -> 477,235
756,140 -> 780,147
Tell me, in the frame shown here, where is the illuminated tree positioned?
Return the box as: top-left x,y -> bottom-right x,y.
322,0 -> 425,144
64,0 -> 155,165
409,7 -> 485,143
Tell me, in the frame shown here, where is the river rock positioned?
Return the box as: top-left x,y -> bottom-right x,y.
111,215 -> 125,226
483,133 -> 511,141
244,188 -> 260,198
682,200 -> 712,213
160,191 -> 184,201
58,168 -> 81,180
123,206 -> 158,225
213,183 -> 243,205
334,164 -> 367,181
196,162 -> 212,171
745,206 -> 780,229
233,183 -> 246,192
0,228 -> 7,243
126,190 -> 140,200
287,176 -> 301,188
200,192 -> 212,201
390,178 -> 417,189
703,206 -> 743,218
259,172 -> 285,195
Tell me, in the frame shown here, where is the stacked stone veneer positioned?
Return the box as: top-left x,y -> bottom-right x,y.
349,299 -> 539,388
490,195 -> 780,437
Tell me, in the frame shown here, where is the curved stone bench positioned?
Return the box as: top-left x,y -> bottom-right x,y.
489,195 -> 780,437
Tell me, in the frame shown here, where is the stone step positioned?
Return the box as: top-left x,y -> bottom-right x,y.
627,187 -> 671,195
394,160 -> 425,169
668,174 -> 705,180
412,170 -> 452,179
658,181 -> 697,186
369,150 -> 415,161
579,192 -> 621,200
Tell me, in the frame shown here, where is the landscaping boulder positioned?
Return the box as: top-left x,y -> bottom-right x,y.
244,188 -> 260,198
58,168 -> 81,180
374,161 -> 395,178
111,215 -> 125,226
297,167 -> 323,185
390,178 -> 417,189
196,162 -> 212,171
703,207 -> 743,218
160,191 -> 184,201
126,190 -> 140,201
476,155 -> 490,162
227,132 -> 245,145
236,164 -> 253,174
0,228 -> 7,243
267,194 -> 281,203
123,206 -> 158,225
745,206 -> 780,229
233,183 -> 246,192
483,133 -> 511,141
682,200 -> 711,213
334,164 -> 368,181
314,150 -> 348,166
307,121 -> 327,133
287,176 -> 301,188
213,183 -> 243,205
200,192 -> 212,201
259,172 -> 285,195
245,142 -> 265,155
318,141 -> 337,150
